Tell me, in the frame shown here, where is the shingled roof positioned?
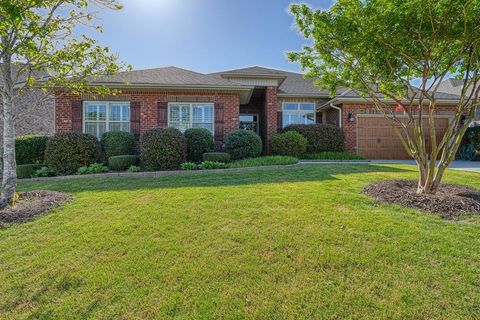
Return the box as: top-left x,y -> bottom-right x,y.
89,66 -> 251,88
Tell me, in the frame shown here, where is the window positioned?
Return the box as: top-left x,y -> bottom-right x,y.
282,103 -> 316,127
169,103 -> 214,134
84,102 -> 130,138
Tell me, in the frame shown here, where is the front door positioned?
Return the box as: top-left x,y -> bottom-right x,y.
239,114 -> 259,134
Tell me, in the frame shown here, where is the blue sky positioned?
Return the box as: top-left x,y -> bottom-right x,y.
87,0 -> 334,73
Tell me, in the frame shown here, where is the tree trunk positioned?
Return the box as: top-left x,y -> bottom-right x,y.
0,93 -> 17,209
416,161 -> 439,194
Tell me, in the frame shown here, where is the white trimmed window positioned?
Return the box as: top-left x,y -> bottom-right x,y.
84,102 -> 130,138
168,103 -> 214,134
282,103 -> 316,127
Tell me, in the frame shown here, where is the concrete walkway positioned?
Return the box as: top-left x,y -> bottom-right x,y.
371,160 -> 480,173
299,159 -> 480,173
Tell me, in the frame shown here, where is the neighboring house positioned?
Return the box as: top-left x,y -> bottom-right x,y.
54,66 -> 461,159
0,67 -> 54,143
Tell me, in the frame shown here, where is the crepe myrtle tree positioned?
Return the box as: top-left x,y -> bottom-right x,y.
0,0 -> 129,208
289,0 -> 480,194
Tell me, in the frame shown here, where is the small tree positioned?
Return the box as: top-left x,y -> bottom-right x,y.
289,0 -> 480,194
0,0 -> 129,208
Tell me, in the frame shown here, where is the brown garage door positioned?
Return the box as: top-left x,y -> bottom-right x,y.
357,116 -> 450,159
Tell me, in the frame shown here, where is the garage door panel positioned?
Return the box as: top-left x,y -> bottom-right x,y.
357,116 -> 450,159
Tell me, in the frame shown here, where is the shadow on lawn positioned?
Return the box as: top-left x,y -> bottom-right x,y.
18,164 -> 414,193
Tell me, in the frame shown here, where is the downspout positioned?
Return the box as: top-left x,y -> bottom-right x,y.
330,103 -> 342,128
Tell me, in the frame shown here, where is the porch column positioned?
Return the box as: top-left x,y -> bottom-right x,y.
265,86 -> 278,154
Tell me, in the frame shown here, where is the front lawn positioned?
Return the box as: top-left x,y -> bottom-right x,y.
1,164 -> 480,319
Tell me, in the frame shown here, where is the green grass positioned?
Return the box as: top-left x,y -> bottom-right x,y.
1,164 -> 480,319
228,155 -> 299,168
301,151 -> 367,160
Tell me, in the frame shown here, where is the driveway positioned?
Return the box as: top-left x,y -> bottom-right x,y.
300,160 -> 480,173
371,160 -> 480,173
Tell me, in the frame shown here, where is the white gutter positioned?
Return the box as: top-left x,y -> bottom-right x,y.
330,103 -> 342,128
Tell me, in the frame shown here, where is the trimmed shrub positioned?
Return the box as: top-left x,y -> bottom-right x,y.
228,156 -> 299,168
77,163 -> 108,175
199,161 -> 228,170
202,152 -> 231,163
282,124 -> 345,153
141,127 -> 187,170
270,131 -> 307,157
108,155 -> 140,171
45,132 -> 99,175
17,164 -> 45,179
226,130 -> 262,160
181,162 -> 199,170
184,128 -> 214,162
15,135 -> 49,165
101,131 -> 135,159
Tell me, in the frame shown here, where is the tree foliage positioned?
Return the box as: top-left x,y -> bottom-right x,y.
289,0 -> 480,194
0,0 -> 129,207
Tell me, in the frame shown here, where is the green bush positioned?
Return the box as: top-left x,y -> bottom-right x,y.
228,156 -> 299,168
45,132 -> 99,175
202,152 -> 231,163
15,135 -> 49,165
141,127 -> 187,170
466,126 -> 480,147
77,163 -> 108,175
33,166 -> 56,178
283,124 -> 345,153
108,155 -> 140,171
226,130 -> 262,160
184,128 -> 214,162
199,161 -> 228,170
17,164 -> 45,179
270,131 -> 307,157
127,165 -> 141,173
181,162 -> 200,170
101,131 -> 135,159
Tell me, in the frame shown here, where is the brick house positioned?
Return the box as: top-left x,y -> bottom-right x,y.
54,66 -> 463,159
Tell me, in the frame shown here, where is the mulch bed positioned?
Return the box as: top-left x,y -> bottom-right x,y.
0,191 -> 72,227
364,180 -> 480,219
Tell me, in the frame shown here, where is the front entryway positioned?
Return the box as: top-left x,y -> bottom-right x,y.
239,114 -> 260,134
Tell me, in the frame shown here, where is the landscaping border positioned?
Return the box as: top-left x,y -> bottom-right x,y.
18,163 -> 303,183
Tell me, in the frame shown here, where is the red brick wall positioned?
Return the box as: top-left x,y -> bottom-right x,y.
339,103 -> 460,154
55,90 -> 240,142
265,87 -> 278,151
55,92 -> 78,132
325,108 -> 339,126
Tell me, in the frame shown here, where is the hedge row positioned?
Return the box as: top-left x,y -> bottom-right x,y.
11,123 -> 346,177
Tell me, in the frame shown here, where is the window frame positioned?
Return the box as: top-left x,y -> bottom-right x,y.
168,102 -> 215,134
83,101 -> 131,138
281,102 -> 316,128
